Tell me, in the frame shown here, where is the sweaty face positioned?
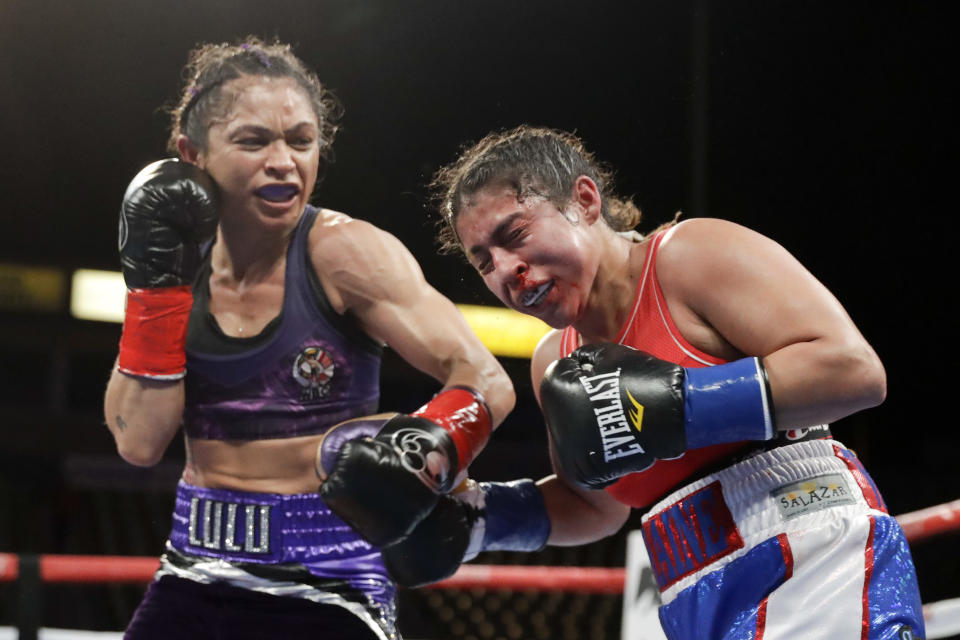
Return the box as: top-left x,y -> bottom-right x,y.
454,185 -> 599,328
194,76 -> 320,229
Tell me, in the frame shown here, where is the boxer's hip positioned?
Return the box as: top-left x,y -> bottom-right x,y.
158,481 -> 397,638
640,438 -> 889,602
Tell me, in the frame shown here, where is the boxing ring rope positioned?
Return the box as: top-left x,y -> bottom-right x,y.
2,500 -> 959,639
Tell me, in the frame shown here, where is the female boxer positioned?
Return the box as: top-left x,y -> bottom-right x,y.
431,125 -> 925,640
104,37 -> 516,640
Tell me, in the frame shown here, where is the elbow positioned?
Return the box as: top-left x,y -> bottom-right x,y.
858,349 -> 887,409
117,442 -> 164,467
595,508 -> 631,540
839,340 -> 887,410
488,369 -> 517,427
113,430 -> 165,467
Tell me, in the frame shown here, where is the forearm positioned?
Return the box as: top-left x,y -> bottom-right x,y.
104,363 -> 185,466
442,351 -> 516,428
763,336 -> 886,429
537,475 -> 630,546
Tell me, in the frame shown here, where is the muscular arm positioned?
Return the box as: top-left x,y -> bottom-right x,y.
103,366 -> 184,466
312,216 -> 515,425
657,218 -> 886,428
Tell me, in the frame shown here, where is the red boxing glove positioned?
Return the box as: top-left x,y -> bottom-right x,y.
116,286 -> 193,380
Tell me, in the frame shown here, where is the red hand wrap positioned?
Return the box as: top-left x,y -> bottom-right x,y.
412,386 -> 492,471
117,286 -> 193,380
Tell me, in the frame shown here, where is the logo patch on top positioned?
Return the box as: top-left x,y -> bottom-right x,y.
772,473 -> 856,521
292,346 -> 336,401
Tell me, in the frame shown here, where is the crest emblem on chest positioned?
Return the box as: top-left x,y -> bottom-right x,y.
292,346 -> 337,401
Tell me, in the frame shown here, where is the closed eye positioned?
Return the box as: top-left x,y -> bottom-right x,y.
506,227 -> 526,244
288,136 -> 316,150
475,255 -> 492,275
238,137 -> 267,147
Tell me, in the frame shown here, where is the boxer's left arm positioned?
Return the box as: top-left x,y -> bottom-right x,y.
655,218 -> 886,429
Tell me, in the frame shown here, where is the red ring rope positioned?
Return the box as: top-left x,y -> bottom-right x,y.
894,499 -> 960,544
1,500 -> 957,589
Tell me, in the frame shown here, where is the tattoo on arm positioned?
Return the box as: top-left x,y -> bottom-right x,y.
116,415 -> 128,432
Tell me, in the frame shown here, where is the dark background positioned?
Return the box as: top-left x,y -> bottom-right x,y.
1,1 -> 956,636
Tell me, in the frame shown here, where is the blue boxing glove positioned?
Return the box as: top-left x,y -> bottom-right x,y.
381,478 -> 551,587
540,342 -> 775,489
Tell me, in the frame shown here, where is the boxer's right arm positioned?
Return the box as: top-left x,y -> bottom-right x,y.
318,388 -> 497,547
105,365 -> 185,466
380,469 -> 628,587
382,478 -> 552,587
104,160 -> 219,466
311,219 -> 515,546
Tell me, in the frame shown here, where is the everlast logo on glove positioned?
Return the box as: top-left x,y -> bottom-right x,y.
578,369 -> 646,462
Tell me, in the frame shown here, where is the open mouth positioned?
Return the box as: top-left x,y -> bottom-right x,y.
255,184 -> 300,202
521,280 -> 553,307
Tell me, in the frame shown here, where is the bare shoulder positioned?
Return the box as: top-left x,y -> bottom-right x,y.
656,218 -> 786,291
310,209 -> 388,259
309,210 -> 414,273
530,329 -> 564,403
658,217 -> 768,260
307,208 -> 425,312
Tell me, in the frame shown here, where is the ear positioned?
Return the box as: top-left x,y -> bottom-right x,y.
176,135 -> 203,166
572,175 -> 603,225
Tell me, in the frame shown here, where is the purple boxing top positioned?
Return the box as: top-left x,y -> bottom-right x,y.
183,206 -> 382,440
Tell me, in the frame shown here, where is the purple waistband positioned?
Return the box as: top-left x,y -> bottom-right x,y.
169,481 -> 378,565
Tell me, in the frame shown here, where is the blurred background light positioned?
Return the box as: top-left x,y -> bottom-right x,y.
0,263 -> 65,313
70,269 -> 125,323
66,269 -> 548,357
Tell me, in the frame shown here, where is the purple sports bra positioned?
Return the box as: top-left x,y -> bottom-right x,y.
183,206 -> 382,441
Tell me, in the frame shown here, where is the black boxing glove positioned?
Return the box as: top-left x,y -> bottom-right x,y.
116,159 -> 218,380
119,159 -> 219,289
382,479 -> 550,587
318,387 -> 492,548
540,343 -> 774,489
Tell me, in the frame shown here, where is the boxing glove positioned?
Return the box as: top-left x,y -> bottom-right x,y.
381,478 -> 550,587
540,342 -> 774,489
318,387 -> 492,547
116,159 -> 219,380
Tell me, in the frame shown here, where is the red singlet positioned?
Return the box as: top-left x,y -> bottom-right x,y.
559,230 -> 747,508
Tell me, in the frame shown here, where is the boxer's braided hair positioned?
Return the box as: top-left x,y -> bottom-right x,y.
431,125 -> 644,255
167,36 -> 342,181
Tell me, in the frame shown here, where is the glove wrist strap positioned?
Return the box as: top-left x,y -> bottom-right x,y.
413,386 -> 492,476
117,286 -> 193,380
683,357 -> 775,448
479,479 -> 551,554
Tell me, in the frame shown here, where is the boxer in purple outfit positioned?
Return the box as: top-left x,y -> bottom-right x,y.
103,37 -> 520,639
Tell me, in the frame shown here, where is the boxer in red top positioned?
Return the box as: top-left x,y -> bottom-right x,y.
394,125 -> 924,640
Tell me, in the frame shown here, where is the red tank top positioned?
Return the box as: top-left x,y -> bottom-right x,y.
559,230 -> 747,508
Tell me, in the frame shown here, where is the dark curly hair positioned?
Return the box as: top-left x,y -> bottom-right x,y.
166,36 -> 342,180
430,125 -> 644,254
